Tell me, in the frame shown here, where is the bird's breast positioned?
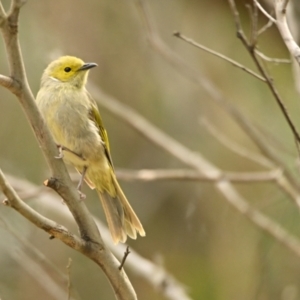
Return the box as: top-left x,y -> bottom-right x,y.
38,86 -> 103,166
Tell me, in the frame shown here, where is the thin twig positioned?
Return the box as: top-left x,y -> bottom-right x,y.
255,50 -> 291,63
253,0 -> 277,23
228,0 -> 300,147
257,18 -> 274,36
134,0 -> 300,196
119,246 -> 130,270
200,117 -> 274,168
173,31 -> 266,82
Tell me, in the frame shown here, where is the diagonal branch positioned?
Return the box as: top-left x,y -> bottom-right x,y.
253,0 -> 277,23
228,0 -> 300,147
134,0 -> 300,196
2,173 -> 193,300
90,84 -> 300,255
0,168 -> 136,300
0,169 -> 84,248
0,2 -> 137,299
274,0 -> 300,65
173,31 -> 266,82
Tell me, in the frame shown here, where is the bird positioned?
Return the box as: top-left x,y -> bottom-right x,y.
36,56 -> 145,244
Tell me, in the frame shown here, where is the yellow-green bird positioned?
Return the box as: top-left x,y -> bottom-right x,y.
36,56 -> 145,244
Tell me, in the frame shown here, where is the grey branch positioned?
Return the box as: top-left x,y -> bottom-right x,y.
1,173 -> 193,300
115,169 -> 281,183
173,31 -> 266,82
275,0 -> 300,66
89,83 -> 300,258
0,2 -> 136,299
134,0 -> 300,202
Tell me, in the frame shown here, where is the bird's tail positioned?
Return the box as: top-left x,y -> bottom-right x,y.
96,175 -> 145,244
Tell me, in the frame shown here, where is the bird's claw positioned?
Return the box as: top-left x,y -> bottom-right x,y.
78,190 -> 86,200
55,145 -> 64,159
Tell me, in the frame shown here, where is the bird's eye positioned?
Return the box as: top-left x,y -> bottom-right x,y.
64,67 -> 71,72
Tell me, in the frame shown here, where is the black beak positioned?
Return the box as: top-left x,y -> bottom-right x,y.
78,62 -> 98,71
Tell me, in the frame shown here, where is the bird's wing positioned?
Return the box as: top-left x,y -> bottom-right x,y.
87,92 -> 114,169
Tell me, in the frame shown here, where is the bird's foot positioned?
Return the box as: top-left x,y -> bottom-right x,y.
55,144 -> 86,161
55,144 -> 64,159
78,190 -> 86,200
77,166 -> 87,200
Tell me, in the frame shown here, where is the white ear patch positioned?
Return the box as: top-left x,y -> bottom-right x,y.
49,76 -> 60,82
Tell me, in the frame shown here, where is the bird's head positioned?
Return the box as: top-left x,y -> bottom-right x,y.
42,56 -> 97,88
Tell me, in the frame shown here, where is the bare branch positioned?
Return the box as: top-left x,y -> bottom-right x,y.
253,0 -> 277,23
200,117 -> 274,168
0,74 -> 19,93
217,180 -> 300,257
255,50 -> 291,63
116,169 -> 281,183
133,0 -> 300,195
0,169 -> 138,300
228,0 -> 300,148
275,0 -> 300,65
0,169 -> 84,248
0,2 -> 139,298
257,18 -> 274,36
173,31 -> 266,82
119,246 -> 130,270
3,173 -> 193,300
89,84 -> 300,249
90,84 -> 219,175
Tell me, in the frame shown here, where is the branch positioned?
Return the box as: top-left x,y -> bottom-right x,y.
115,169 -> 281,183
253,0 -> 277,23
200,117 -> 274,168
275,0 -> 300,65
0,1 -> 102,243
133,0 -> 300,197
228,0 -> 300,153
0,3 -> 137,298
173,31 -> 266,82
0,169 -> 84,249
255,50 -> 291,63
0,169 -> 136,300
2,173 -> 193,300
5,171 -> 300,298
0,74 -> 17,92
119,246 -> 130,270
89,83 -> 300,256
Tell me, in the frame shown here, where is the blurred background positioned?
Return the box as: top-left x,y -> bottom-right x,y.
1,0 -> 300,299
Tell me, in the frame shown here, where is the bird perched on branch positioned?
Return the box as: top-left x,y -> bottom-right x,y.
36,56 -> 145,244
